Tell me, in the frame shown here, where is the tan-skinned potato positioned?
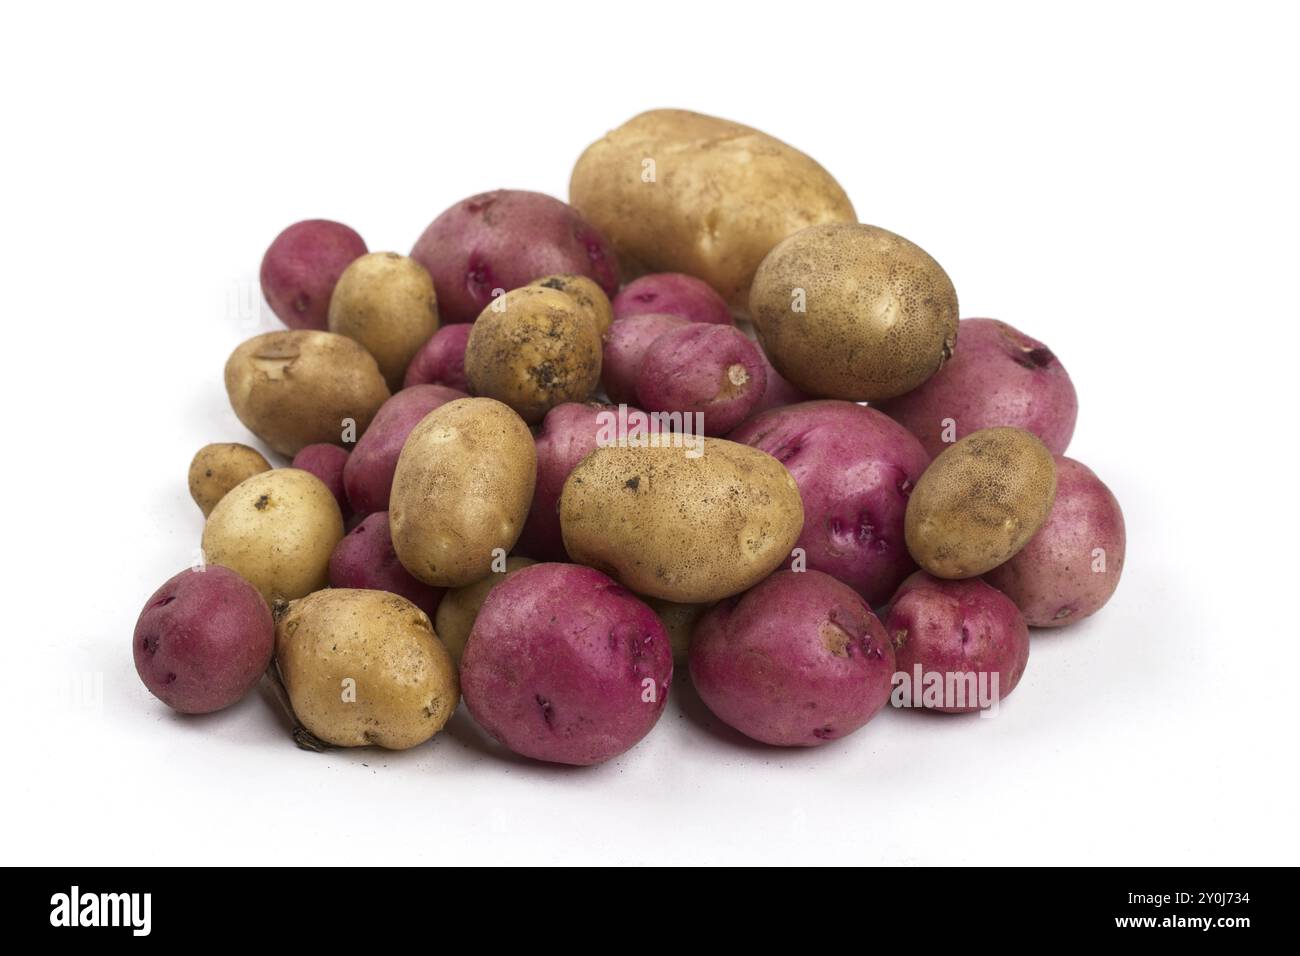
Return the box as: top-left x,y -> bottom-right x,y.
570,109 -> 856,312
275,589 -> 458,750
434,556 -> 537,665
526,273 -> 613,338
328,252 -> 440,391
187,443 -> 270,516
389,397 -> 537,588
224,330 -> 389,456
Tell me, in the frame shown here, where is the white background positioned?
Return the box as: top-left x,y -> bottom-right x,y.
3,1 -> 1297,865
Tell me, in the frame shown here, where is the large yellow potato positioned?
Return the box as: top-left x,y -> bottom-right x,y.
569,109 -> 856,311
224,330 -> 390,456
560,437 -> 804,602
328,252 -> 440,391
201,468 -> 343,603
389,397 -> 537,587
275,589 -> 459,750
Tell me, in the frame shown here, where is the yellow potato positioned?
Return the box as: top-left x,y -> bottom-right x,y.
187,442 -> 270,517
328,252 -> 440,391
560,437 -> 804,602
570,109 -> 855,311
646,597 -> 705,664
527,273 -> 613,337
389,397 -> 537,587
434,557 -> 536,665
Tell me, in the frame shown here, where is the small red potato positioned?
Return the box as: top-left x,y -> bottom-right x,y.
750,348 -> 811,416
291,443 -> 351,519
403,321 -> 472,391
612,273 -> 733,326
984,456 -> 1126,627
133,566 -> 274,714
690,570 -> 895,747
260,219 -> 367,331
601,312 -> 688,406
634,323 -> 767,436
328,511 -> 443,619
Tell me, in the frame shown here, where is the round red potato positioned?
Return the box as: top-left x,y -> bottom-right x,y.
730,401 -> 930,605
884,572 -> 1029,713
875,318 -> 1078,458
133,566 -> 274,714
328,511 -> 443,619
984,456 -> 1126,627
291,443 -> 351,519
260,219 -> 367,331
410,190 -> 619,324
601,312 -> 687,406
612,273 -> 733,326
690,570 -> 895,747
403,322 -> 472,391
460,563 -> 673,766
635,323 -> 767,436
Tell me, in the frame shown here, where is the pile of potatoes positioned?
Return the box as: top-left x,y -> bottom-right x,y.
135,109 -> 1125,765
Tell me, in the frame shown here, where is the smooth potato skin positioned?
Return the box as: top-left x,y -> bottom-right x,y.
875,318 -> 1078,458
730,401 -> 931,605
389,397 -> 537,587
984,457 -> 1125,627
570,109 -> 855,310
291,443 -> 351,519
527,273 -> 613,337
905,427 -> 1057,579
434,557 -> 536,666
328,252 -> 440,391
559,438 -> 804,603
690,570 -> 895,746
750,222 -> 959,401
410,190 -> 619,323
329,511 -> 444,620
612,273 -> 733,326
188,443 -> 270,517
749,348 -> 811,415
133,566 -> 274,714
465,286 -> 603,424
224,330 -> 390,456
885,572 -> 1029,712
260,219 -> 367,331
460,563 -> 672,766
403,322 -> 471,391
646,597 -> 706,665
201,468 -> 344,603
275,589 -> 458,750
601,312 -> 687,406
634,324 -> 767,436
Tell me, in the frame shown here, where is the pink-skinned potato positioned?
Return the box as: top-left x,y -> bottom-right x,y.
884,571 -> 1029,713
635,323 -> 767,436
342,384 -> 467,514
460,563 -> 673,766
730,401 -> 930,605
984,456 -> 1125,627
328,511 -> 444,619
600,312 -> 687,406
612,273 -> 733,326
292,443 -> 351,519
690,570 -> 895,747
750,347 -> 812,415
133,566 -> 274,714
410,190 -> 619,324
260,219 -> 367,331
403,322 -> 472,391
875,318 -> 1078,458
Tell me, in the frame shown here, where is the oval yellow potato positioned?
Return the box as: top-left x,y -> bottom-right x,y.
570,109 -> 855,312
187,442 -> 270,517
276,588 -> 459,750
905,427 -> 1058,579
560,437 -> 804,602
389,397 -> 537,587
527,273 -> 613,337
202,467 -> 343,603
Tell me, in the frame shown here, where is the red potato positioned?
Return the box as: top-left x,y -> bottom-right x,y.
750,346 -> 812,416
884,572 -> 1029,713
260,219 -> 367,331
730,401 -> 930,605
612,273 -> 733,326
328,511 -> 443,619
402,322 -> 471,391
460,563 -> 673,766
410,190 -> 619,324
984,456 -> 1126,627
875,318 -> 1078,458
600,312 -> 687,406
342,384 -> 467,514
291,443 -> 351,519
634,323 -> 767,436
133,566 -> 274,714
690,570 -> 895,747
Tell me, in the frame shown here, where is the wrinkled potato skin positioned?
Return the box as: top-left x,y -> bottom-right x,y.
389,398 -> 537,587
560,438 -> 804,603
275,589 -> 459,750
188,443 -> 270,516
434,557 -> 536,666
750,223 -> 959,401
224,330 -> 390,456
570,109 -> 855,311
905,427 -> 1057,579
202,468 -> 344,603
328,252 -> 440,391
527,273 -> 613,337
465,286 -> 602,424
